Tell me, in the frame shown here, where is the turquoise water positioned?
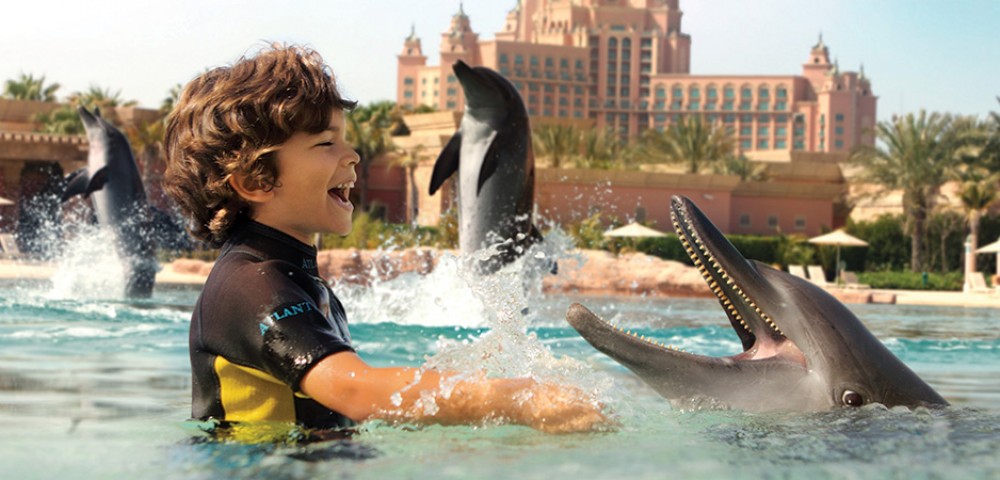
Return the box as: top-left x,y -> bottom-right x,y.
1,270 -> 999,478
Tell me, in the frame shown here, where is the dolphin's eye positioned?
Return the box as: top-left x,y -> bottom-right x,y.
842,390 -> 864,407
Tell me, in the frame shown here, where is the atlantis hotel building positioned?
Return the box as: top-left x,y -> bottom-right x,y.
397,0 -> 876,155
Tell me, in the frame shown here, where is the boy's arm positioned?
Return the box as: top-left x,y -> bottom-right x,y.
300,351 -> 606,433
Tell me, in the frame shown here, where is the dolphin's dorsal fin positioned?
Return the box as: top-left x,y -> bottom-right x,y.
85,166 -> 110,195
429,133 -> 462,195
61,168 -> 90,202
476,130 -> 501,194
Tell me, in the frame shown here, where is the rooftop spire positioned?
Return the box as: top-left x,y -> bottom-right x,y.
406,23 -> 418,41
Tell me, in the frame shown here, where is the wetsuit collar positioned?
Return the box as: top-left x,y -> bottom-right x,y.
228,220 -> 321,277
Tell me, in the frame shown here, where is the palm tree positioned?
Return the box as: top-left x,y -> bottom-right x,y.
2,73 -> 60,101
577,127 -> 635,170
346,102 -> 397,212
712,153 -> 768,181
640,115 -> 734,174
33,85 -> 137,134
391,144 -> 426,224
532,123 -> 579,168
950,115 -> 1000,258
160,84 -> 183,114
849,111 -> 959,271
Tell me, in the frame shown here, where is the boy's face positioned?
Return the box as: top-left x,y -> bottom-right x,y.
252,109 -> 359,244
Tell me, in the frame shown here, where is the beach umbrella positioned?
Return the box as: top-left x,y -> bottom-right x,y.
603,222 -> 667,238
0,196 -> 13,206
808,230 -> 869,284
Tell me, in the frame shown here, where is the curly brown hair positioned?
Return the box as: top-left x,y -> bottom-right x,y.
163,44 -> 356,246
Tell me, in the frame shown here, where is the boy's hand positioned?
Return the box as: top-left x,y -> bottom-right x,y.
508,379 -> 610,433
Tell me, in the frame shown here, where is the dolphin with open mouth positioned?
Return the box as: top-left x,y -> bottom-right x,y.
566,195 -> 947,412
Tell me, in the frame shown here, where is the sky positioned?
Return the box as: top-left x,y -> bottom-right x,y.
3,0 -> 998,123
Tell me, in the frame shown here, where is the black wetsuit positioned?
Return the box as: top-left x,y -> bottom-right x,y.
189,220 -> 355,429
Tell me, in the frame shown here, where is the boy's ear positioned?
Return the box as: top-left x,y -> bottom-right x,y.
227,173 -> 274,203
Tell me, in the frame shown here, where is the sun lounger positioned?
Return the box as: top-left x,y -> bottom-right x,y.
841,271 -> 870,289
788,265 -> 808,280
0,233 -> 22,259
966,272 -> 994,294
807,265 -> 833,288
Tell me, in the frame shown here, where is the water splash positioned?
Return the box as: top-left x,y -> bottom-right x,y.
47,223 -> 129,301
335,230 -> 614,416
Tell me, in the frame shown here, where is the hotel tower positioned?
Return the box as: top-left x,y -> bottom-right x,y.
397,0 -> 876,155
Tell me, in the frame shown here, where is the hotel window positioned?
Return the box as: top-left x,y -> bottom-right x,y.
620,87 -> 630,96
500,67 -> 510,76
530,56 -> 539,66
705,102 -> 717,111
758,87 -> 770,99
835,126 -> 844,135
740,126 -> 752,136
403,77 -> 414,85
529,83 -> 539,91
776,139 -> 787,149
724,87 -> 735,99
545,84 -> 554,93
500,54 -> 509,64
707,87 -> 718,99
739,214 -> 751,227
515,54 -> 524,65
776,114 -> 787,123
724,114 -> 736,123
741,139 -> 752,149
726,125 -> 736,134
722,101 -> 734,111
544,96 -> 553,105
544,108 -> 552,116
741,87 -> 752,98
794,140 -> 804,149
835,113 -> 845,122
739,102 -> 751,111
758,103 -> 770,111
559,110 -> 568,118
545,57 -> 554,68
758,126 -> 769,136
447,101 -> 456,109
447,88 -> 456,96
607,87 -> 616,97
621,74 -> 631,84
775,102 -> 787,111
528,94 -> 537,103
758,139 -> 769,149
767,215 -> 779,229
656,86 -> 666,98
672,86 -> 683,97
671,101 -> 682,110
794,216 -> 806,230
819,114 -> 825,125
403,91 -> 412,98
794,126 -> 805,136
560,58 -> 569,69
654,114 -> 667,122
559,85 -> 569,93
758,114 -> 770,122
777,87 -> 788,98
776,126 -> 787,136
655,100 -> 665,109
575,98 -> 583,107
690,88 -> 700,99
835,140 -> 844,149
575,86 -> 584,94
689,102 -> 700,111
575,59 -> 584,69
742,114 -> 753,123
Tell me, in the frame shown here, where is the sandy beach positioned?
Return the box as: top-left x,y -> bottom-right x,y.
1,251 -> 998,309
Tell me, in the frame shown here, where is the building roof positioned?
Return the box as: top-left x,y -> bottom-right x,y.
0,130 -> 86,146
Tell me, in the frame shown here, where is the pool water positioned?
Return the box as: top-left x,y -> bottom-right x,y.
1,250 -> 999,478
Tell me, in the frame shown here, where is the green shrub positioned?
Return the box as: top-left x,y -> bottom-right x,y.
857,271 -> 964,291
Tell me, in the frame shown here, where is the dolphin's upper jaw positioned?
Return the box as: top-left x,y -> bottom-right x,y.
669,196 -> 807,367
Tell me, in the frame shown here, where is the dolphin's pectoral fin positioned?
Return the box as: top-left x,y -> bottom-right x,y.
61,168 -> 90,202
475,131 -> 501,194
85,166 -> 110,195
429,133 -> 462,195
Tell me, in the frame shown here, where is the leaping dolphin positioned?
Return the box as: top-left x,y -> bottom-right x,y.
428,60 -> 542,273
62,107 -> 157,298
566,195 -> 947,412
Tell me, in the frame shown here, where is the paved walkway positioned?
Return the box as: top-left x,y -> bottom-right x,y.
1,259 -> 998,308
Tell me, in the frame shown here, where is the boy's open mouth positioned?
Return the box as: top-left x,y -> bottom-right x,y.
328,181 -> 354,204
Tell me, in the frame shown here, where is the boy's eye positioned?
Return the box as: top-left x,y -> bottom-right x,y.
317,141 -> 334,147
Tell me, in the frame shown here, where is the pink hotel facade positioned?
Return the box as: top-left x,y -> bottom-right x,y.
390,0 -> 877,236
397,0 -> 876,154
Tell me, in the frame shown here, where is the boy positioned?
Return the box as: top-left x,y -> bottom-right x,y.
163,44 -> 605,434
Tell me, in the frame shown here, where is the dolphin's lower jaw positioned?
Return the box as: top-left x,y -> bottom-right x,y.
566,195 -> 948,411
